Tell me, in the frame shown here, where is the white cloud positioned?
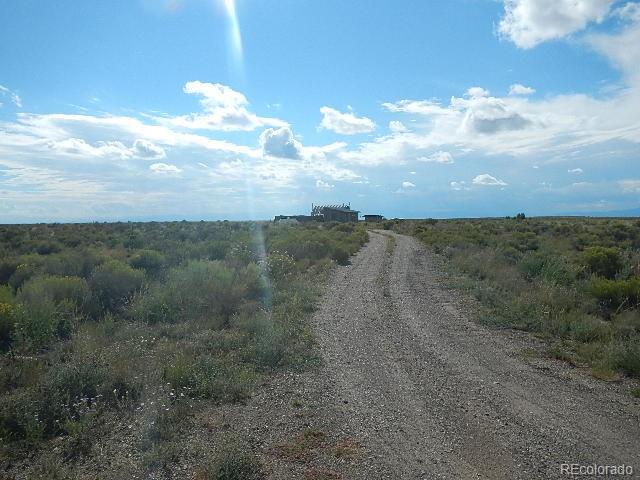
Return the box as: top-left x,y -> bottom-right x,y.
382,99 -> 454,116
417,151 -> 454,164
45,137 -> 165,160
5,112 -> 258,157
0,85 -> 22,108
160,81 -> 287,132
450,181 -> 470,191
467,87 -> 490,98
132,139 -> 166,159
315,179 -> 334,190
389,120 -> 408,133
347,26 -> 640,165
472,174 -> 507,186
401,181 -> 416,188
619,179 -> 640,192
499,0 -> 615,49
615,2 -> 640,21
509,84 -> 536,96
260,126 -> 303,159
588,18 -> 640,84
319,106 -> 376,134
149,163 -> 182,175
568,167 -> 584,174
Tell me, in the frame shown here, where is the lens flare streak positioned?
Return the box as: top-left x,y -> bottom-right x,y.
223,0 -> 243,68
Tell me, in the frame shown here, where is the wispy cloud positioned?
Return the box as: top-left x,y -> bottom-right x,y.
0,85 -> 22,108
319,106 -> 376,135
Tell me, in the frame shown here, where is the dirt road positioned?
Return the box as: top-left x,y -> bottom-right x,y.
304,230 -> 640,479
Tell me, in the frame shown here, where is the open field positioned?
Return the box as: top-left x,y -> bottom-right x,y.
0,221 -> 367,478
1,217 -> 639,479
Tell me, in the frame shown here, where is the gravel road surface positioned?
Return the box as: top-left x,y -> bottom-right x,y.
305,230 -> 640,479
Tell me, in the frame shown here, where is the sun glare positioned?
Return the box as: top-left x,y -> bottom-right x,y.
222,0 -> 243,69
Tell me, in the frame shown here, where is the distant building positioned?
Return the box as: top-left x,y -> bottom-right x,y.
311,203 -> 359,222
274,203 -> 360,223
363,214 -> 385,222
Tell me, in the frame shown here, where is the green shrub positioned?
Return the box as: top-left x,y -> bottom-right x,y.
206,240 -> 232,260
129,249 -> 165,276
131,261 -> 264,325
34,241 -> 62,255
17,275 -> 89,308
382,221 -> 394,230
266,251 -> 296,283
0,359 -> 104,441
8,264 -> 36,291
290,240 -> 332,261
518,252 -> 572,285
331,247 -> 350,266
590,277 -> 640,310
333,223 -> 355,233
12,300 -> 61,351
509,232 -> 539,252
583,246 -> 622,279
616,341 -> 640,378
611,311 -> 640,339
0,258 -> 21,284
89,260 -> 144,312
0,301 -> 16,351
41,250 -> 102,278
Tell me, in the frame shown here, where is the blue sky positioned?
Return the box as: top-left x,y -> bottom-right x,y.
0,0 -> 639,222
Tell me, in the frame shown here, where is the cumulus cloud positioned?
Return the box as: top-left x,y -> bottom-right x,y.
509,84 -> 536,96
467,87 -> 490,98
568,167 -> 584,174
383,91 -> 534,138
149,163 -> 182,175
0,85 -> 22,108
472,174 -> 507,186
319,106 -> 376,134
457,95 -> 532,134
315,179 -> 334,190
259,126 -> 303,159
161,81 -> 287,132
498,0 -> 615,49
401,181 -> 416,188
417,151 -> 454,164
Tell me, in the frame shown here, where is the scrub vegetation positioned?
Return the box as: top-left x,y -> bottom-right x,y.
390,217 -> 640,382
0,220 -> 367,478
